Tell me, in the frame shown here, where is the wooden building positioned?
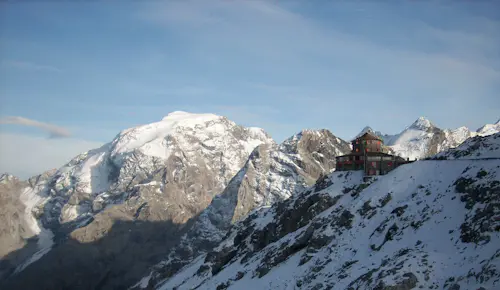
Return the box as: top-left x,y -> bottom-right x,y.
335,132 -> 412,176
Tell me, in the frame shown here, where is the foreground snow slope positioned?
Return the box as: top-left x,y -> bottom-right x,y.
159,134 -> 500,290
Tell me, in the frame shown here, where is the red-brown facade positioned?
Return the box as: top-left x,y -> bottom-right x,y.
335,132 -> 412,176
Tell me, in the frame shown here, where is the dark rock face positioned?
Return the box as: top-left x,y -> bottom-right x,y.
373,272 -> 418,290
454,176 -> 500,245
1,212 -> 190,290
197,190 -> 343,282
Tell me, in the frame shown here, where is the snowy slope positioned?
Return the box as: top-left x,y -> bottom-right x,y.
382,117 -> 447,160
433,132 -> 500,160
158,133 -> 500,290
477,119 -> 500,137
133,129 -> 352,289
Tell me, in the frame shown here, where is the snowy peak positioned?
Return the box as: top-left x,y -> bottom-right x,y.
354,126 -> 374,139
353,126 -> 385,140
22,111 -> 275,234
112,112 -> 243,159
0,173 -> 18,184
476,119 -> 500,137
408,116 -> 434,130
161,111 -> 221,122
279,129 -> 348,156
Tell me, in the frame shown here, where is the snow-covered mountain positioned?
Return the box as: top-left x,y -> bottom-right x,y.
37,111 -> 273,226
156,132 -> 500,290
433,131 -> 500,160
1,114 -> 353,290
357,117 -> 500,160
133,129 -> 351,289
2,112 -> 499,290
1,111 -> 276,289
477,119 -> 500,136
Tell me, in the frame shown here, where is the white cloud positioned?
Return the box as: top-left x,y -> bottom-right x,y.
0,116 -> 71,138
0,133 -> 102,179
1,60 -> 62,73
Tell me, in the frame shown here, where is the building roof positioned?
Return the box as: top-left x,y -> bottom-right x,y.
355,131 -> 382,141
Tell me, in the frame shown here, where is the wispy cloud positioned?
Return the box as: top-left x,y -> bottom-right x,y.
0,132 -> 102,179
1,60 -> 62,73
0,116 -> 71,138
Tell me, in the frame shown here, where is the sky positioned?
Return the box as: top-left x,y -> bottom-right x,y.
0,0 -> 499,178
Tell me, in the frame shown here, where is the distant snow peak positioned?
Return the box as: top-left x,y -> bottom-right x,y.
409,116 -> 434,130
353,126 -> 384,141
0,173 -> 18,183
354,126 -> 374,139
476,119 -> 500,137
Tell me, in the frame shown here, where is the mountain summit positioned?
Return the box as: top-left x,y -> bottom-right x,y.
408,116 -> 434,130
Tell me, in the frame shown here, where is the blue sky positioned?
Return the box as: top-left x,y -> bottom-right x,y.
1,1 -> 499,177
